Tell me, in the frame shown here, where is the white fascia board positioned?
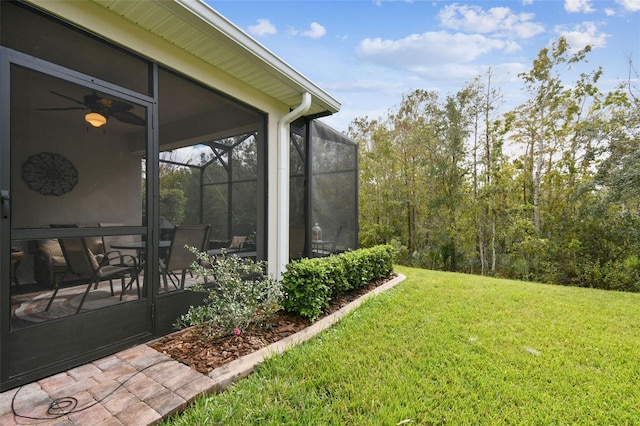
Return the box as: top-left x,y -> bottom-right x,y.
175,0 -> 341,114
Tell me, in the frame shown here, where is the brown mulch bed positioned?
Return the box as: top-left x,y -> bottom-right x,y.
148,275 -> 395,375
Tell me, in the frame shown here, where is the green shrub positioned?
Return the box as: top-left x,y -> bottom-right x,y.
324,255 -> 349,295
175,248 -> 283,338
390,239 -> 410,265
282,244 -> 396,320
578,256 -> 640,292
281,258 -> 333,321
368,244 -> 395,278
341,250 -> 374,290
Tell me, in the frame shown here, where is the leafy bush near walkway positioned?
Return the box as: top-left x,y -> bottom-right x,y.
175,249 -> 283,338
282,244 -> 395,320
174,245 -> 394,337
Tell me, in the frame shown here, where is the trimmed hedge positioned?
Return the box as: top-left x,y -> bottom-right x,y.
282,245 -> 395,320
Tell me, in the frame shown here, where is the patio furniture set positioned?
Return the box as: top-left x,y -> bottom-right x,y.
26,224 -> 257,315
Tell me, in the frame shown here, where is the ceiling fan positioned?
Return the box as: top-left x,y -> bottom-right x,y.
38,91 -> 145,127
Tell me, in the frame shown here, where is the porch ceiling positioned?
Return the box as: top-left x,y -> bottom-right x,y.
90,0 -> 341,117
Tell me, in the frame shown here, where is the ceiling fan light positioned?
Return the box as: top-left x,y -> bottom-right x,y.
85,111 -> 107,127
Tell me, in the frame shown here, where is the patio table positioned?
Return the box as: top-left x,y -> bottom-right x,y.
312,240 -> 333,249
110,240 -> 171,263
312,240 -> 334,257
110,240 -> 171,295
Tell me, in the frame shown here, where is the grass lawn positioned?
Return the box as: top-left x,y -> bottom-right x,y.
164,266 -> 640,425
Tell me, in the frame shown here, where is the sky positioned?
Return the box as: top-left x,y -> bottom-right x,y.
207,0 -> 640,133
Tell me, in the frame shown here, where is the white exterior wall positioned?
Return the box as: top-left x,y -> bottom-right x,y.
11,115 -> 142,228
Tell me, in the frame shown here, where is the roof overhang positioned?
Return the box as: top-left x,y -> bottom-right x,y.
26,0 -> 341,117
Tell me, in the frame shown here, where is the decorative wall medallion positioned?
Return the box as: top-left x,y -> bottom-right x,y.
21,152 -> 78,196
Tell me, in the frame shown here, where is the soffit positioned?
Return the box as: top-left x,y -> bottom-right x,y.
88,0 -> 340,117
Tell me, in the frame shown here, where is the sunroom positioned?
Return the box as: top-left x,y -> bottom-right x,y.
0,0 -> 357,391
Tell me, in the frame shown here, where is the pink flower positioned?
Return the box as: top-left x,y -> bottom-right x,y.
233,328 -> 242,336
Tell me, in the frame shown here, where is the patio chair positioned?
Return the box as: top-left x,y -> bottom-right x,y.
46,236 -> 140,314
160,224 -> 211,292
207,235 -> 249,257
99,223 -> 139,266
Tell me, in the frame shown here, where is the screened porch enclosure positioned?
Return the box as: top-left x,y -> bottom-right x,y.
159,132 -> 260,256
1,0 -> 348,391
1,0 -> 268,389
290,120 -> 358,259
160,116 -> 360,262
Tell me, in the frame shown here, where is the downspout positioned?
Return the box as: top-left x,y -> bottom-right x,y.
276,92 -> 312,280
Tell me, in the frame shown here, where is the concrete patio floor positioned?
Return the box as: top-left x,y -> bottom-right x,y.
0,273 -> 405,425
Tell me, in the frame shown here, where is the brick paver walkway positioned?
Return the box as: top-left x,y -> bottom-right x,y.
0,274 -> 405,425
0,345 -> 215,426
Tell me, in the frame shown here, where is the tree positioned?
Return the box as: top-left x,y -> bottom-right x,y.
510,37 -> 604,280
349,40 -> 640,292
390,89 -> 441,254
465,69 -> 507,275
349,117 -> 401,247
159,162 -> 191,225
515,37 -> 593,234
429,90 -> 471,271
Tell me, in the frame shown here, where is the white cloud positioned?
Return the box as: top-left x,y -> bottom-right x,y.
604,7 -> 617,15
289,22 -> 327,39
302,22 -> 327,39
509,21 -> 546,39
564,0 -> 595,13
556,22 -> 610,51
357,31 -> 512,70
438,4 -> 545,39
248,19 -> 277,36
615,0 -> 640,12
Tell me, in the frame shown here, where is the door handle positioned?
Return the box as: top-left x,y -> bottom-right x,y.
1,190 -> 9,219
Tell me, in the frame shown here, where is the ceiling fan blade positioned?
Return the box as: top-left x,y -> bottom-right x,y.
41,90 -> 143,126
110,109 -> 145,126
96,97 -> 134,111
49,91 -> 86,106
36,107 -> 87,111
